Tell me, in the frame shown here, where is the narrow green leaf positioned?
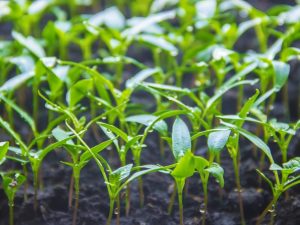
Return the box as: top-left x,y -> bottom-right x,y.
172,118 -> 191,160
125,114 -> 168,136
273,61 -> 290,90
12,31 -> 45,58
97,122 -> 128,142
126,68 -> 160,89
221,121 -> 273,163
0,141 -> 9,164
80,139 -> 114,162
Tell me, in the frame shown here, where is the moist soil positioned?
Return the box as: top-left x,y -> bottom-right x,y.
0,124 -> 299,225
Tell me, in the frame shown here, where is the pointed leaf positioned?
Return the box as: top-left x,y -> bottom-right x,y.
172,118 -> 191,160
207,129 -> 231,154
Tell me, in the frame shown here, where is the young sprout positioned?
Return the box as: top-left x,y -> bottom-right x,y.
171,117 -> 192,225
267,119 -> 299,163
1,172 -> 26,225
170,118 -> 228,225
256,157 -> 300,225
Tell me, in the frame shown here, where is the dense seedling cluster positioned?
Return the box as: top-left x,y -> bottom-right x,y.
0,0 -> 300,225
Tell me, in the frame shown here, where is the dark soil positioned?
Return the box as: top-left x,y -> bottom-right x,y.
0,125 -> 299,225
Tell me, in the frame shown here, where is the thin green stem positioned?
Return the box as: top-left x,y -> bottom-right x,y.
176,178 -> 185,225
33,169 -> 39,212
233,156 -> 246,225
9,201 -> 14,225
256,194 -> 280,225
201,180 -> 208,225
72,171 -> 80,225
106,199 -> 115,225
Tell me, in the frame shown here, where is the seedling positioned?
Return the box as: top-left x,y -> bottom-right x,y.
1,172 -> 26,225
256,157 -> 300,225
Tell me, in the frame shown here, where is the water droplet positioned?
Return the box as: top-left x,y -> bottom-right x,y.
114,207 -> 119,215
106,129 -> 112,133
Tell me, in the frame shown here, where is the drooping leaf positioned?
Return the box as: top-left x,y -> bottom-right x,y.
205,163 -> 224,188
172,118 -> 191,160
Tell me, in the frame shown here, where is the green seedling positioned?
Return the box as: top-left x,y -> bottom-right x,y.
256,157 -> 300,225
65,120 -> 173,225
1,172 -> 26,225
169,118 -> 228,225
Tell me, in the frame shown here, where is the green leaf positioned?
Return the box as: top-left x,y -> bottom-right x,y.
205,79 -> 258,115
0,94 -> 36,133
12,31 -> 45,58
0,116 -> 28,153
282,157 -> 300,173
0,71 -> 35,92
0,141 -> 9,164
125,114 -> 168,136
207,129 -> 231,154
67,79 -> 93,107
28,0 -> 51,14
52,126 -> 74,145
150,0 -> 178,13
238,89 -> 260,119
221,121 -> 273,163
88,6 -> 125,31
126,68 -> 160,89
80,139 -> 114,163
97,122 -> 128,142
171,151 -> 194,178
269,163 -> 283,171
137,34 -> 178,55
1,172 -> 26,202
205,163 -> 224,188
194,156 -> 209,173
273,61 -> 290,90
172,118 -> 191,160
110,164 -> 133,182
122,10 -> 176,37
142,82 -> 190,94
